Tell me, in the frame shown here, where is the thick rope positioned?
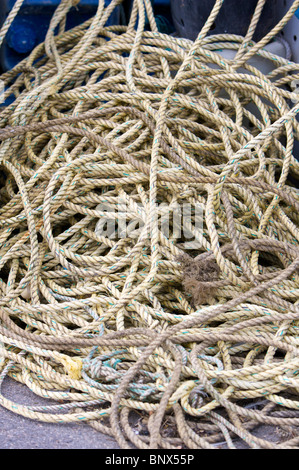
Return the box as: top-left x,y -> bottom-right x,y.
0,0 -> 299,449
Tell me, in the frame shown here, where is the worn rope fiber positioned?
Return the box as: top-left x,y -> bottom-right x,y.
0,0 -> 299,449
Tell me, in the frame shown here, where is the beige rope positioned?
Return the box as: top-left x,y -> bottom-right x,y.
0,0 -> 299,449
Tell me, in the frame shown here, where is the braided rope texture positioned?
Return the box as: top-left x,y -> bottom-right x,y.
0,0 -> 299,449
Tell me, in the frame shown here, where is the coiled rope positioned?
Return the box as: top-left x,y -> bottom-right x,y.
0,0 -> 299,449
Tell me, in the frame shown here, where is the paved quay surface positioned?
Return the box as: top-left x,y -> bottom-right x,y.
0,376 -> 120,449
0,376 -> 284,449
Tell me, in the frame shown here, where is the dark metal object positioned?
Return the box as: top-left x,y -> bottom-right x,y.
170,0 -> 279,41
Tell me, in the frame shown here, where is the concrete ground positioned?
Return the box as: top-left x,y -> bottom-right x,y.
0,376 -> 120,449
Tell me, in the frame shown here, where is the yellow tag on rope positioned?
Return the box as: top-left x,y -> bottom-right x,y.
53,353 -> 83,380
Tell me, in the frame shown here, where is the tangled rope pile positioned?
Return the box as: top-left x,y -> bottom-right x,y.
0,0 -> 299,449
